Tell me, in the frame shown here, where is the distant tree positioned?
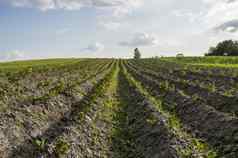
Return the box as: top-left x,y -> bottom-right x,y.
205,47 -> 216,56
209,47 -> 216,54
205,40 -> 238,56
176,53 -> 184,58
134,48 -> 141,59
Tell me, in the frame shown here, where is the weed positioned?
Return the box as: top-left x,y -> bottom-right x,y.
55,139 -> 70,157
146,115 -> 158,126
207,82 -> 216,93
32,137 -> 47,152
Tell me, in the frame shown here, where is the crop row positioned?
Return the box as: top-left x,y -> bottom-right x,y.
117,62 -> 217,158
134,59 -> 238,95
160,58 -> 238,78
0,60 -> 112,111
124,60 -> 238,157
128,61 -> 238,116
2,58 -> 238,158
0,60 -> 115,157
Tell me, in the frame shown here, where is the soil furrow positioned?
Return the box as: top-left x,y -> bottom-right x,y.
134,60 -> 238,95
120,62 -> 217,158
3,62 -> 114,158
128,61 -> 238,116
125,61 -> 238,157
2,58 -> 237,158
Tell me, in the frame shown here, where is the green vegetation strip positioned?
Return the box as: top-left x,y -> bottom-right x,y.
122,61 -> 218,158
161,56 -> 238,65
110,67 -> 140,158
189,63 -> 238,68
47,61 -> 118,157
91,61 -> 122,157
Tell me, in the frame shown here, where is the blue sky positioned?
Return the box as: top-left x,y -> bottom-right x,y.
0,0 -> 238,60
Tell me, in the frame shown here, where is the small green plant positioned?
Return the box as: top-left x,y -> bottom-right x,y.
207,150 -> 217,158
191,139 -> 217,157
178,89 -> 187,97
37,80 -> 50,88
146,115 -> 158,126
55,139 -> 70,157
168,115 -> 181,129
32,95 -> 50,104
223,89 -> 233,97
170,84 -> 176,92
49,81 -> 65,96
78,112 -> 85,120
179,147 -> 193,158
180,70 -> 187,76
160,80 -> 170,91
207,82 -> 216,93
32,137 -> 47,152
191,94 -> 200,101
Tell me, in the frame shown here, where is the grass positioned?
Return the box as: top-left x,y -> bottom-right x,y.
0,58 -> 81,69
158,56 -> 238,68
161,56 -> 238,64
189,63 -> 238,68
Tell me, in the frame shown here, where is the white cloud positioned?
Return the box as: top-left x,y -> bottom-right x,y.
172,10 -> 204,23
226,26 -> 237,32
11,0 -> 55,10
83,42 -> 104,52
0,50 -> 25,61
203,0 -> 237,4
203,0 -> 238,27
7,0 -> 143,16
99,22 -> 121,30
119,32 -> 159,47
214,19 -> 238,33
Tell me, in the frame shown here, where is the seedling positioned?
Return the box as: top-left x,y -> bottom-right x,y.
55,139 -> 70,157
32,137 -> 47,152
146,115 -> 158,126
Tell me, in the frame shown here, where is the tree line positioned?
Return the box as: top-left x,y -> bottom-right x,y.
206,40 -> 238,56
133,39 -> 238,59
